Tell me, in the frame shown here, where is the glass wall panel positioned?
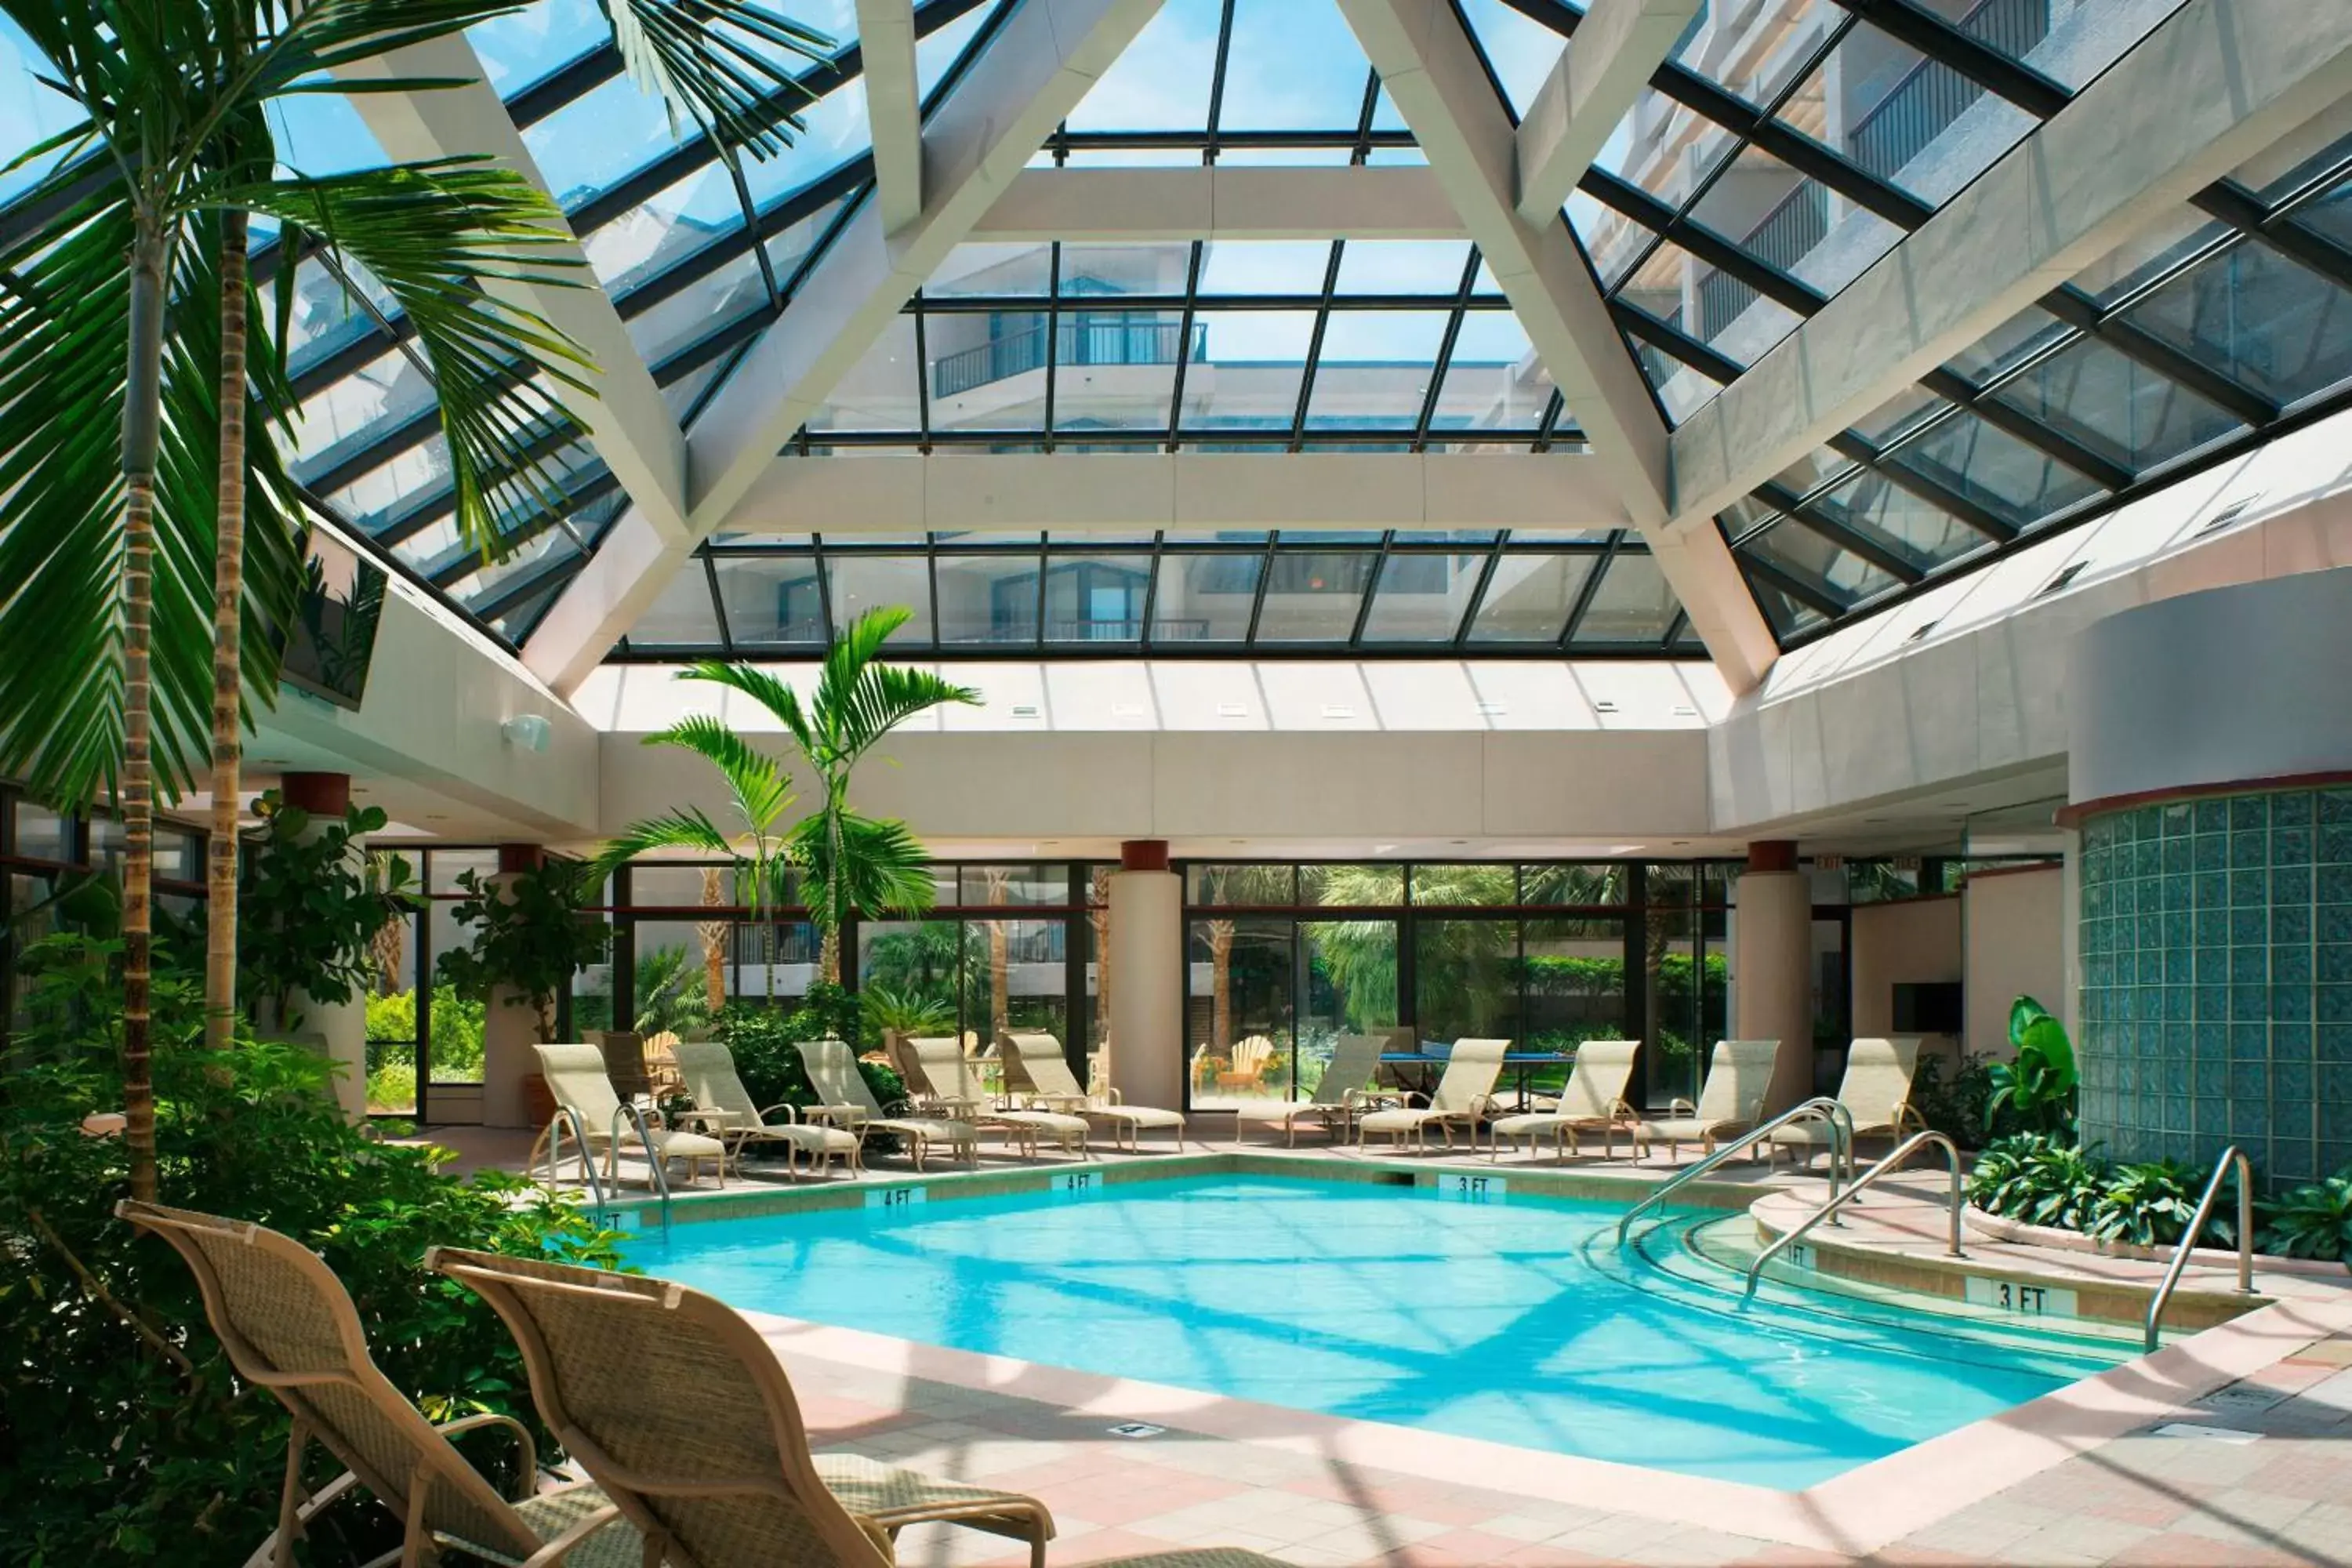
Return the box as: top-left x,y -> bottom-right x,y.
1301,918 -> 1398,1102
1414,917 -> 1518,1045
633,918 -> 727,1040
827,557 -> 935,642
962,917 -> 1069,1054
1409,864 -> 1515,906
1044,555 -> 1152,643
714,557 -> 826,648
1522,863 -> 1627,904
366,906 -> 421,1116
1300,863 -> 1404,906
1359,552 -> 1483,641
1523,920 -> 1628,1084
427,902 -> 486,1083
1187,915 -> 1294,1108
960,865 -> 1072,906
13,799 -> 71,862
935,554 -> 1042,644
1574,554 -> 1679,643
1179,310 -> 1314,429
1252,551 -> 1376,641
1466,554 -> 1592,642
1186,863 -> 1297,905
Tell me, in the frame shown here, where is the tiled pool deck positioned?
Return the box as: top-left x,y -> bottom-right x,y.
412,1124 -> 2352,1566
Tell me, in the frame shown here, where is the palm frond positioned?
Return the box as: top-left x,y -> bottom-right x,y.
789,810 -> 935,925
591,806 -> 735,881
645,715 -> 793,831
0,201 -> 303,808
833,660 -> 982,768
215,161 -> 595,561
677,659 -> 818,758
601,0 -> 834,159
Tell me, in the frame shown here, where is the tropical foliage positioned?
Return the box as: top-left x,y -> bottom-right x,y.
434,857 -> 610,1044
2260,1170 -> 2352,1266
713,989 -> 900,1116
0,934 -> 623,1567
1987,995 -> 2079,1134
1969,1133 -> 2245,1250
236,790 -> 415,1024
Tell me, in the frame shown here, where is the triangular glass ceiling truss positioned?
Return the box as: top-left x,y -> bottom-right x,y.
613,529 -> 1704,659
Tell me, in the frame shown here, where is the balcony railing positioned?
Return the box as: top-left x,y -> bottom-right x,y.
1697,181 -> 1828,334
932,318 -> 1208,399
1849,0 -> 2051,182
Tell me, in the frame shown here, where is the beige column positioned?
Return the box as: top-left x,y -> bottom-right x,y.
480,844 -> 543,1129
1733,841 -> 1813,1117
1107,840 -> 1183,1112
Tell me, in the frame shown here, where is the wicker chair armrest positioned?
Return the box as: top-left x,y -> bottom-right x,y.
433,1412 -> 539,1498
516,1497 -> 632,1568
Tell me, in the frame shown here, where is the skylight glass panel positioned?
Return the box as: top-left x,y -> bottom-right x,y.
272,259 -> 401,381
287,347 -> 437,477
916,2 -> 998,96
1433,312 -> 1552,433
2118,245 -> 2352,408
1689,148 -> 1899,301
1455,0 -> 1566,118
1805,470 -> 1989,572
1776,16 -> 2032,209
1303,311 -> 1450,428
486,576 -> 568,644
1745,524 -> 1898,606
0,20 -> 82,205
811,315 -> 924,432
765,192 -> 852,291
828,557 -> 935,642
1361,553 -> 1485,641
1573,203 -> 1660,294
1198,241 -> 1335,296
735,87 -> 875,211
1252,552 -> 1375,640
1220,0 -> 1371,132
1631,238 -> 1803,364
1624,328 -> 1726,426
1989,337 -> 2246,471
582,168 -> 746,292
469,0 -> 605,99
1054,310 -> 1187,430
936,554 -> 1041,643
929,310 -> 1047,430
1889,408 -> 2106,525
624,250 -> 770,370
267,90 -> 394,177
524,73 -> 693,209
1180,311 -> 1315,428
633,565 -> 728,645
1065,0 -> 1218,131
1944,306 -> 2072,387
1060,245 -> 1192,294
1575,553 -> 1679,644
1750,573 -> 1829,637
1589,90 -> 1738,209
1151,554 -> 1259,642
661,358 -> 729,422
1043,556 -> 1152,642
713,556 -> 826,646
930,244 -> 1052,296
1465,554 -> 1591,643
1334,241 -> 1472,295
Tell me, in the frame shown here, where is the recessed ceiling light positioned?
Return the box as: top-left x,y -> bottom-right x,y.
1010,703 -> 1040,717
1593,699 -> 1619,713
1216,702 -> 1248,717
1319,704 -> 1356,719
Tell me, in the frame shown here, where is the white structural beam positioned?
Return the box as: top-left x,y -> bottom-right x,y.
336,35 -> 688,543
1668,0 -> 2352,533
528,0 -> 1167,694
724,452 -> 1635,536
1514,0 -> 1699,223
1334,0 -> 1779,691
856,0 -> 924,231
971,165 -> 1466,241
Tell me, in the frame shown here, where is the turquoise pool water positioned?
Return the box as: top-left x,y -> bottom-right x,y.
620,1175 -> 2115,1488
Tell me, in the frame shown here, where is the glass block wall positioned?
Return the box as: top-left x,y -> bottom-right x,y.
2078,789 -> 2352,1189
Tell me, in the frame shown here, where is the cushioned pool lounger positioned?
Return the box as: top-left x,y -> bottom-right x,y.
1356,1038 -> 1512,1152
1231,1028 -> 1403,1145
1489,1040 -> 1640,1161
673,1040 -> 863,1180
120,1201 -> 642,1568
1769,1036 -> 1924,1167
795,1036 -> 978,1171
1632,1039 -> 1781,1161
1001,1030 -> 1185,1152
906,1036 -> 1091,1158
534,1041 -> 728,1189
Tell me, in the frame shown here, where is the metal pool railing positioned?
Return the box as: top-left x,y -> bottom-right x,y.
1615,1096 -> 1854,1245
2144,1145 -> 2256,1352
1742,1130 -> 1965,1301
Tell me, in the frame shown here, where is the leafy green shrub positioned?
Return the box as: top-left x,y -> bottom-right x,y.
717,988 -> 904,1114
435,858 -> 610,1044
1987,995 -> 2078,1135
2259,1169 -> 2352,1267
238,793 -> 416,1023
1968,1132 -> 2107,1231
1909,1052 -> 2024,1151
2088,1160 -> 2220,1249
363,985 -> 485,1078
0,936 -> 624,1567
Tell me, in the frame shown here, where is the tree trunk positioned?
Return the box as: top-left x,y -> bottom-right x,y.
1209,918 -> 1233,1054
205,209 -> 249,1051
119,215 -> 171,1203
698,866 -> 726,1012
817,925 -> 840,987
1089,868 -> 1112,1081
985,869 -> 1010,1042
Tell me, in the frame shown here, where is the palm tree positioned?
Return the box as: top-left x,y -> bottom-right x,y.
0,2 -> 833,1193
1196,864 -> 1298,1054
680,606 -> 981,978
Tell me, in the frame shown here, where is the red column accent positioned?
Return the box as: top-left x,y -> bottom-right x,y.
498,843 -> 546,874
1747,840 -> 1799,873
1120,840 -> 1171,872
278,771 -> 350,815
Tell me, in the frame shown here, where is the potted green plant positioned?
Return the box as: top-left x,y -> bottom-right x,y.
434,857 -> 610,1045
237,790 -> 416,1033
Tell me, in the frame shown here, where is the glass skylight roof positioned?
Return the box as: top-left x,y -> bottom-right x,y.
8,0 -> 2352,668
612,530 -> 1703,659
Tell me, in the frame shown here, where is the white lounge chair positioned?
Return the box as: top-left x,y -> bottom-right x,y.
1232,1029 -> 1403,1146
1769,1036 -> 1924,1167
532,1042 -> 728,1190
1000,1030 -> 1186,1152
796,1037 -> 978,1171
905,1036 -> 1091,1159
1356,1039 -> 1512,1153
1488,1040 -> 1640,1161
673,1040 -> 862,1180
1632,1039 -> 1781,1163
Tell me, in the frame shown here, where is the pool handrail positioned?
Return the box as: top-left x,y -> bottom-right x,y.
541,1105 -> 608,1225
1741,1129 -> 1965,1300
614,1102 -> 673,1239
2143,1145 -> 2256,1352
1614,1096 -> 1852,1246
